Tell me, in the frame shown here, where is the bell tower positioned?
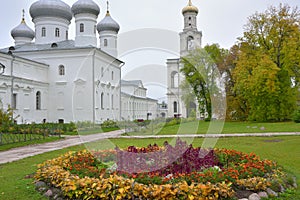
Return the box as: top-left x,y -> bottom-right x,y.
180,0 -> 202,56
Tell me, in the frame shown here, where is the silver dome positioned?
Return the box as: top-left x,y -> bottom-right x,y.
72,0 -> 100,16
97,12 -> 120,33
11,21 -> 35,39
30,0 -> 72,21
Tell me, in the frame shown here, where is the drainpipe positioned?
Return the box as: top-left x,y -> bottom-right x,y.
9,52 -> 15,122
119,62 -> 125,121
92,49 -> 96,125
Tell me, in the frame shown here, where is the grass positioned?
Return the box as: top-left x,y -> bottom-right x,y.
0,135 -> 299,199
126,121 -> 300,135
0,136 -> 62,152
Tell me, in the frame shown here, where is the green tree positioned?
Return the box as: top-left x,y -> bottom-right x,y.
233,4 -> 300,121
181,44 -> 225,119
0,105 -> 14,132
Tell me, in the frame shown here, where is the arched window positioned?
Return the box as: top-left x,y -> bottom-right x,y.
55,28 -> 60,37
66,30 -> 68,40
58,65 -> 65,76
101,92 -> 104,109
171,71 -> 179,88
80,23 -> 84,32
111,71 -> 114,80
42,27 -> 46,37
111,95 -> 114,109
173,101 -> 177,113
187,36 -> 194,50
104,39 -> 108,47
36,91 -> 41,110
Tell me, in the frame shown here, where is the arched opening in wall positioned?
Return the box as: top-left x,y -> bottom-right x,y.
58,65 -> 65,76
55,28 -> 60,37
171,71 -> 179,88
173,101 -> 178,113
104,39 -> 108,47
42,27 -> 46,37
36,91 -> 41,110
58,119 -> 64,124
187,101 -> 196,118
187,36 -> 194,50
101,92 -> 104,109
80,23 -> 84,33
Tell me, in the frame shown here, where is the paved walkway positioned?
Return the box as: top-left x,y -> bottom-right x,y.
0,131 -> 299,164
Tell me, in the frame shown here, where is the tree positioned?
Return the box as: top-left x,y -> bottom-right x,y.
233,4 -> 300,121
0,105 -> 14,132
181,44 -> 226,119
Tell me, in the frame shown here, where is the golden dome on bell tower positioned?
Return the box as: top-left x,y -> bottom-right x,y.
182,0 -> 198,15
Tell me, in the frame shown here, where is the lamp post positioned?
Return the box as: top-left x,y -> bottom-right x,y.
0,63 -> 5,75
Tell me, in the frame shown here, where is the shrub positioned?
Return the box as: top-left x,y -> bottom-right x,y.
101,120 -> 118,128
293,108 -> 300,123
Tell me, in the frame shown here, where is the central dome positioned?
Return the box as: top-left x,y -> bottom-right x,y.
30,0 -> 72,21
72,0 -> 100,16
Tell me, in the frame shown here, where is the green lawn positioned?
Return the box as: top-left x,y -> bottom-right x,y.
0,136 -> 299,199
126,121 -> 300,135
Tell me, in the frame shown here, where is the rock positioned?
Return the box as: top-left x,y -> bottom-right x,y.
44,189 -> 53,198
266,188 -> 278,197
260,126 -> 265,130
246,126 -> 250,129
279,184 -> 285,193
258,191 -> 268,198
35,181 -> 47,189
249,193 -> 261,200
236,190 -> 254,199
293,177 -> 298,188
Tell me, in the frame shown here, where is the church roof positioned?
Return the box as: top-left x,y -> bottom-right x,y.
11,19 -> 35,39
97,11 -> 120,33
30,0 -> 72,21
182,0 -> 198,14
121,80 -> 144,88
71,0 -> 100,16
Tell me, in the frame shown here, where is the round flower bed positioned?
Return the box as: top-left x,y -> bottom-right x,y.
34,139 -> 297,200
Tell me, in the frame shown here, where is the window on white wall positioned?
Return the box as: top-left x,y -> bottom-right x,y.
36,91 -> 41,110
173,101 -> 177,113
58,65 -> 65,76
111,95 -> 114,109
80,23 -> 84,32
12,94 -> 17,109
111,71 -> 114,80
101,92 -> 104,109
171,71 -> 179,88
55,28 -> 60,37
104,39 -> 108,47
42,27 -> 46,37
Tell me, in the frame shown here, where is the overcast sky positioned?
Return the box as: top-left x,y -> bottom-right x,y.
0,0 -> 299,49
0,0 -> 299,100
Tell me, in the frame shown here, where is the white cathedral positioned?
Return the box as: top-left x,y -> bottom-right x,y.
0,0 -> 201,124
